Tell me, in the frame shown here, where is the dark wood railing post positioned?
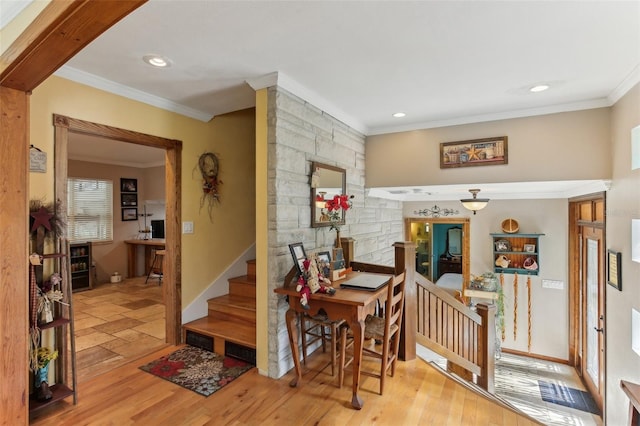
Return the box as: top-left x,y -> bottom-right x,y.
340,237 -> 355,268
394,241 -> 416,361
476,303 -> 496,393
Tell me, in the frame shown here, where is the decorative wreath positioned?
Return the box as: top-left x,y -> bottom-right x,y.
197,152 -> 222,220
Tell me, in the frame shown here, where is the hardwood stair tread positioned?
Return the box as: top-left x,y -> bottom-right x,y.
208,294 -> 256,311
228,274 -> 256,285
183,317 -> 256,349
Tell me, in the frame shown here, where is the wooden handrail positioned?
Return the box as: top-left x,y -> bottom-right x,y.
415,273 -> 495,393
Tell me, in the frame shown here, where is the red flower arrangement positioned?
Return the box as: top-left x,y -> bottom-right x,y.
325,194 -> 354,232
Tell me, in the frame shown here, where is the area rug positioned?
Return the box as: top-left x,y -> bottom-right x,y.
538,380 -> 601,415
140,345 -> 253,397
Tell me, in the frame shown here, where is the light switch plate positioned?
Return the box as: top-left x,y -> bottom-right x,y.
542,279 -> 564,290
182,221 -> 194,234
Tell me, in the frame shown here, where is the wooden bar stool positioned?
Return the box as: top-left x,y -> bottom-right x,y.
145,249 -> 165,284
300,312 -> 345,378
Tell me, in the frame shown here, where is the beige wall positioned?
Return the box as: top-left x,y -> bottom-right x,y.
366,108 -> 611,187
29,76 -> 256,309
606,83 -> 640,426
404,199 -> 569,359
68,160 -> 165,282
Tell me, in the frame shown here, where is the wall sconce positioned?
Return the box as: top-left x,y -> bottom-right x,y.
460,188 -> 489,215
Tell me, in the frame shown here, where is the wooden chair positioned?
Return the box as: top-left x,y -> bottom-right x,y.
339,270 -> 406,395
300,312 -> 345,377
145,249 -> 165,284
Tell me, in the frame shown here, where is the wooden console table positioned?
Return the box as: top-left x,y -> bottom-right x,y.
275,270 -> 392,410
124,239 -> 165,278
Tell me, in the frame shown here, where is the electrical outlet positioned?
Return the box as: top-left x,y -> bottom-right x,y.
182,221 -> 194,234
542,279 -> 564,290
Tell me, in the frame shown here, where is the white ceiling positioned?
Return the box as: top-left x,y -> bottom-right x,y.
5,0 -> 638,199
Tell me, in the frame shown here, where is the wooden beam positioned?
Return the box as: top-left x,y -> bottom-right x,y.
1,0 -> 147,92
0,86 -> 30,424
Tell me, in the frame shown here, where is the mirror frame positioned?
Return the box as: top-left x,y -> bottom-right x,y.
447,227 -> 463,256
310,162 -> 346,228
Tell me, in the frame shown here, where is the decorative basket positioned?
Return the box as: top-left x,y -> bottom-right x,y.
501,218 -> 519,233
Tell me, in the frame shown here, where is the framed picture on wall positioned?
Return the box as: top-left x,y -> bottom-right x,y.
607,249 -> 622,290
122,207 -> 138,221
121,193 -> 138,207
121,178 -> 137,193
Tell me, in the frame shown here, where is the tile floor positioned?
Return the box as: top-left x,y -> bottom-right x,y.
72,276 -> 166,382
417,345 -> 603,426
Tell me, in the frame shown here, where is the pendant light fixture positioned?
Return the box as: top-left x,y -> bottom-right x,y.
460,189 -> 489,215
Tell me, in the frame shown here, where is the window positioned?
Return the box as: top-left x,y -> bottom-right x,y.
67,178 -> 113,242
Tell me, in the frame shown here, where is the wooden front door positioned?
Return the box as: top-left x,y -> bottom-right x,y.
569,195 -> 605,412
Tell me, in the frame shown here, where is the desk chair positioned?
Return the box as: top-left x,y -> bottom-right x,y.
300,312 -> 345,378
339,270 -> 406,395
145,249 -> 165,284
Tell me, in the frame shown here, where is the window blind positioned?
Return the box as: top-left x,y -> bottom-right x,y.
67,178 -> 113,242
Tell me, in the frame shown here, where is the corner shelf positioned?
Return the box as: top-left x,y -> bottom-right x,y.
491,233 -> 543,276
29,241 -> 77,413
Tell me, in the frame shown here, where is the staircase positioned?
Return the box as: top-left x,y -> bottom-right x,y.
182,260 -> 256,364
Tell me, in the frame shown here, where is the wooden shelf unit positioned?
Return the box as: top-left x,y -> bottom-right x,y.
70,241 -> 92,292
29,242 -> 78,414
491,233 -> 543,276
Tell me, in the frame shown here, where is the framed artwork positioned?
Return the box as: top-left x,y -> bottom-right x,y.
316,251 -> 331,278
121,207 -> 138,221
331,247 -> 345,271
607,249 -> 622,290
495,239 -> 511,252
288,242 -> 307,275
121,178 -> 138,193
440,136 -> 508,169
524,244 -> 536,253
121,193 -> 138,207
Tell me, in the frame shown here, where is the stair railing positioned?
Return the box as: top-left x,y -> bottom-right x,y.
415,273 -> 496,393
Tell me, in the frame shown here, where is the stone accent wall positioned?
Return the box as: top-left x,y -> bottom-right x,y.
266,86 -> 403,378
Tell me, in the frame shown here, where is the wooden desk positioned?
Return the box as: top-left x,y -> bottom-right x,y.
274,271 -> 391,410
124,239 -> 165,277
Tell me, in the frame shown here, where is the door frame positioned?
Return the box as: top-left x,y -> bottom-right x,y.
404,217 -> 470,283
568,192 -> 606,412
53,114 -> 183,344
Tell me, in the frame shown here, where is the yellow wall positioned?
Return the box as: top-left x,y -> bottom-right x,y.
29,75 -> 256,308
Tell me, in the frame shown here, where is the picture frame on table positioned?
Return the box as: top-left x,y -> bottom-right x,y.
122,207 -> 138,221
607,249 -> 622,290
523,244 -> 536,253
288,242 -> 307,275
121,178 -> 138,193
316,251 -> 331,278
440,136 -> 508,169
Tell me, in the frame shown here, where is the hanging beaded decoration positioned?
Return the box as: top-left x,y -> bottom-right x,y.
197,152 -> 222,220
527,275 -> 532,352
513,272 -> 518,340
500,273 -> 505,342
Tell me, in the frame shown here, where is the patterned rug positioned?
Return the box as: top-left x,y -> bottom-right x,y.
139,345 -> 253,397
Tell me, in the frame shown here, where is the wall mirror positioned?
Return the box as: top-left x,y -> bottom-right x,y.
311,162 -> 346,228
447,227 -> 462,256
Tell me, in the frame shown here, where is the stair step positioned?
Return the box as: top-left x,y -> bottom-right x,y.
228,275 -> 256,298
183,317 -> 255,350
208,294 -> 255,324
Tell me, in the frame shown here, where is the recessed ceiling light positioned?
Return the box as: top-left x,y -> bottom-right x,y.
143,54 -> 172,68
392,112 -> 406,118
529,84 -> 549,93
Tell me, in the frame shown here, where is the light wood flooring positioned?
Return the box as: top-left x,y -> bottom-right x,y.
72,276 -> 166,382
31,343 -> 538,425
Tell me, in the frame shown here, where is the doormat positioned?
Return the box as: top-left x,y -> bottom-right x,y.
140,345 -> 253,397
538,380 -> 601,415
